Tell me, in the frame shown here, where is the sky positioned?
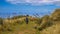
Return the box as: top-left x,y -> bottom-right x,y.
0,0 -> 60,18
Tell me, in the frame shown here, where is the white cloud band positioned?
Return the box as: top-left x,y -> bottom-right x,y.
6,0 -> 60,6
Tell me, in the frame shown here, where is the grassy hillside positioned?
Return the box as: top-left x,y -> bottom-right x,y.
0,9 -> 60,34
40,9 -> 60,34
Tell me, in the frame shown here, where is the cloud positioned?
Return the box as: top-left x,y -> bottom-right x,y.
6,0 -> 60,6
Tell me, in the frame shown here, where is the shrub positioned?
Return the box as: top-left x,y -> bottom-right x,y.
1,23 -> 13,32
0,18 -> 3,25
37,15 -> 53,31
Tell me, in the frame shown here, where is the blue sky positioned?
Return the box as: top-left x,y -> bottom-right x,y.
0,0 -> 60,18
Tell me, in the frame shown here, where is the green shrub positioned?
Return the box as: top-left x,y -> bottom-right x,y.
1,23 -> 13,32
37,15 -> 53,31
0,18 -> 3,25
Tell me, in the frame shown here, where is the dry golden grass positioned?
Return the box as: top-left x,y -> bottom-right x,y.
40,22 -> 60,34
